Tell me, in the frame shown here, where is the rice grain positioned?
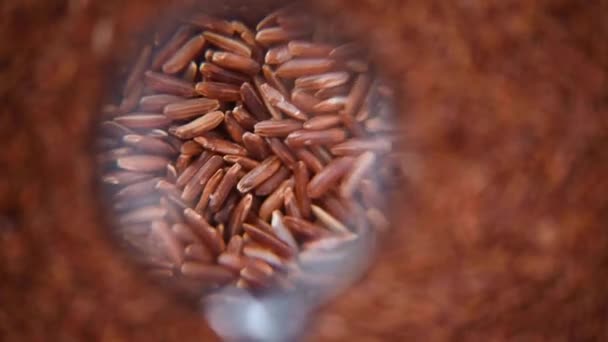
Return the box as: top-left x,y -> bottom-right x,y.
163,98 -> 220,120
203,31 -> 252,57
162,34 -> 206,74
117,155 -> 170,172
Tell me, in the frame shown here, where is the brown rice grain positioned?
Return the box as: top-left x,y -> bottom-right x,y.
320,194 -> 351,223
180,262 -> 235,283
183,208 -> 225,255
262,65 -> 290,98
204,49 -> 214,61
285,128 -> 348,148
97,147 -> 133,165
175,154 -> 192,173
194,168 -> 224,213
313,96 -> 347,113
116,155 -> 170,172
231,20 -> 257,46
114,113 -> 171,129
254,119 -> 302,137
240,82 -> 271,120
182,61 -> 198,82
194,136 -> 248,156
119,82 -> 144,113
293,161 -> 312,218
242,244 -> 287,269
254,166 -> 290,196
283,187 -> 302,218
329,42 -> 364,60
227,193 -> 253,237
266,138 -> 298,169
237,156 -> 282,193
291,89 -> 321,113
223,155 -> 260,170
163,97 -> 220,120
199,62 -> 250,85
181,155 -> 224,203
144,71 -> 197,97
165,164 -> 177,183
329,138 -> 392,155
123,134 -> 177,155
151,220 -> 184,265
310,205 -> 350,234
240,261 -> 274,288
282,216 -> 326,239
246,213 -> 273,232
102,170 -> 153,186
274,99 -> 308,121
203,31 -> 252,57
139,94 -> 185,112
223,111 -> 246,144
151,25 -> 196,69
194,81 -> 241,101
176,152 -> 211,188
259,82 -> 286,104
163,35 -> 204,75
184,243 -> 214,263
340,151 -> 376,198
226,235 -> 244,254
232,105 -> 258,129
218,253 -> 248,272
344,59 -> 369,73
120,206 -> 167,225
259,178 -> 293,221
294,71 -> 350,90
210,51 -> 261,75
270,210 -> 299,250
213,192 -> 240,225
115,177 -> 163,199
255,26 -> 309,46
124,45 -> 152,97
172,223 -> 200,245
253,76 -> 282,119
307,157 -> 355,198
342,73 -> 372,135
99,121 -> 134,138
275,58 -> 335,78
311,145 -> 336,164
243,224 -> 293,258
293,148 -> 325,173
209,163 -> 242,212
146,129 -> 170,138
314,84 -> 351,100
180,141 -> 204,156
303,115 -> 342,130
287,40 -> 333,57
241,132 -> 271,160
155,179 -> 182,199
255,7 -> 283,31
265,45 -> 292,65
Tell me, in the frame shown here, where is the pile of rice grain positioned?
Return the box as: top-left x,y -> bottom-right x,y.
97,4 -> 402,296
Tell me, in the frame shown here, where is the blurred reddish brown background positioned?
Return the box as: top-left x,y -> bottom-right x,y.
1,0 -> 608,340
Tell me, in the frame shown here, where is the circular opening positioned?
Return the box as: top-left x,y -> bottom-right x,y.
95,0 -> 401,339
